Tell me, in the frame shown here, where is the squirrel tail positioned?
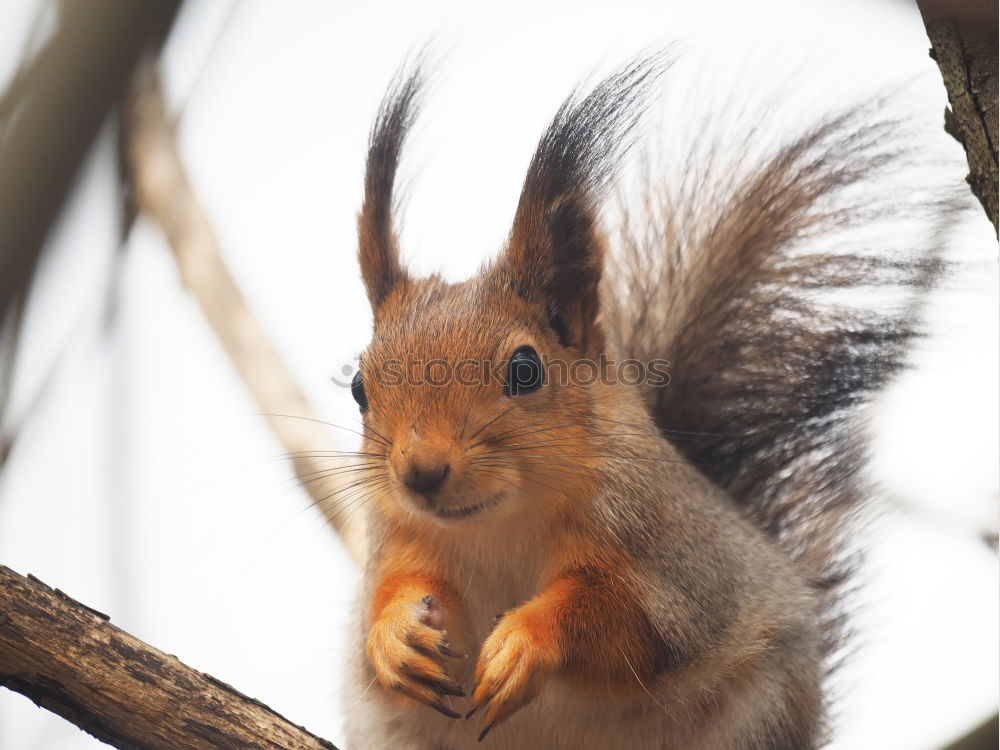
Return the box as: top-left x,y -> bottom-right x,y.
603,101 -> 957,671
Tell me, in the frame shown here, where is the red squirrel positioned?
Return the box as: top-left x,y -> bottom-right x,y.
338,55 -> 941,749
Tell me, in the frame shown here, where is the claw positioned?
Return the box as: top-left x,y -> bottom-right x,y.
478,722 -> 495,742
440,681 -> 465,697
465,688 -> 493,721
432,702 -> 462,719
408,672 -> 464,699
439,643 -> 467,659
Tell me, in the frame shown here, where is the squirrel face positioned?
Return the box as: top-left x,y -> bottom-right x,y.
355,272 -> 601,527
350,62 -> 648,530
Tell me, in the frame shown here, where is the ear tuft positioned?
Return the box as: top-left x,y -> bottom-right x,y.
357,58 -> 426,310
499,53 -> 671,353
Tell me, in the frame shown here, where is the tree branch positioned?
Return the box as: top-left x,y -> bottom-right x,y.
119,57 -> 367,564
0,0 -> 182,322
916,0 -> 999,234
942,713 -> 1000,750
0,564 -> 339,750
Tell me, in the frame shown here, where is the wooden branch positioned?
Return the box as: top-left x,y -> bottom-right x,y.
942,713 -> 999,750
917,0 -> 999,234
119,58 -> 367,564
0,564 -> 339,750
0,0 -> 181,321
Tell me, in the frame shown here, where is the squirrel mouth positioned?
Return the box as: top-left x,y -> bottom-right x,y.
433,494 -> 501,520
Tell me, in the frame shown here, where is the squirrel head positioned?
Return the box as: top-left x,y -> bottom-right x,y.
351,57 -> 663,528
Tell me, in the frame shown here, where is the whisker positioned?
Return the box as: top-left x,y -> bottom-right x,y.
288,459 -> 385,473
472,458 -> 590,482
261,473 -> 384,543
255,412 -> 390,446
291,464 -> 387,491
471,466 -> 578,505
358,420 -> 392,447
477,432 -> 656,453
476,450 -> 704,467
338,478 -> 393,529
469,420 -> 579,449
619,647 -> 668,713
466,401 -> 525,442
312,480 -> 388,525
283,449 -> 388,459
458,379 -> 478,441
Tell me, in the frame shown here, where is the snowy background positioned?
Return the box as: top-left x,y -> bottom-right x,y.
0,1 -> 996,748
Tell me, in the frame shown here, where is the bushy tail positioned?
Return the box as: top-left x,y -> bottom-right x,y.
603,104 -> 955,667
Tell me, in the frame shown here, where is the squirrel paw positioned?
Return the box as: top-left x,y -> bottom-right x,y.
366,595 -> 466,718
467,609 -> 560,741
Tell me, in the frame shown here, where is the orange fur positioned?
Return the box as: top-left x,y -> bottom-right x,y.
366,566 -> 468,718
341,53 -> 943,749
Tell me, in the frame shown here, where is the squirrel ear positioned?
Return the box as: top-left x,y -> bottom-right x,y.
357,62 -> 424,310
497,56 -> 667,354
503,192 -> 607,354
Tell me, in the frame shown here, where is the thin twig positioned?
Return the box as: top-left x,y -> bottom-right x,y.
119,56 -> 367,563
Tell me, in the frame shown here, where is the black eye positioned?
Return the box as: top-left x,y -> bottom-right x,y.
505,346 -> 543,396
352,370 -> 368,411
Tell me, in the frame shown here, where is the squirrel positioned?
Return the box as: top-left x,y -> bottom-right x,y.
337,54 -> 943,749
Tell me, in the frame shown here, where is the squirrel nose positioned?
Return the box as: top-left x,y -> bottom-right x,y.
401,461 -> 450,495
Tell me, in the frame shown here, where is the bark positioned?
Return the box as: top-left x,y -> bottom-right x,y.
916,7 -> 997,747
917,0 -> 999,234
119,58 -> 367,564
0,565 -> 338,750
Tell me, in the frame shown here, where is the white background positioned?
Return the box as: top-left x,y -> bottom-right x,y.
0,1 -> 997,748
